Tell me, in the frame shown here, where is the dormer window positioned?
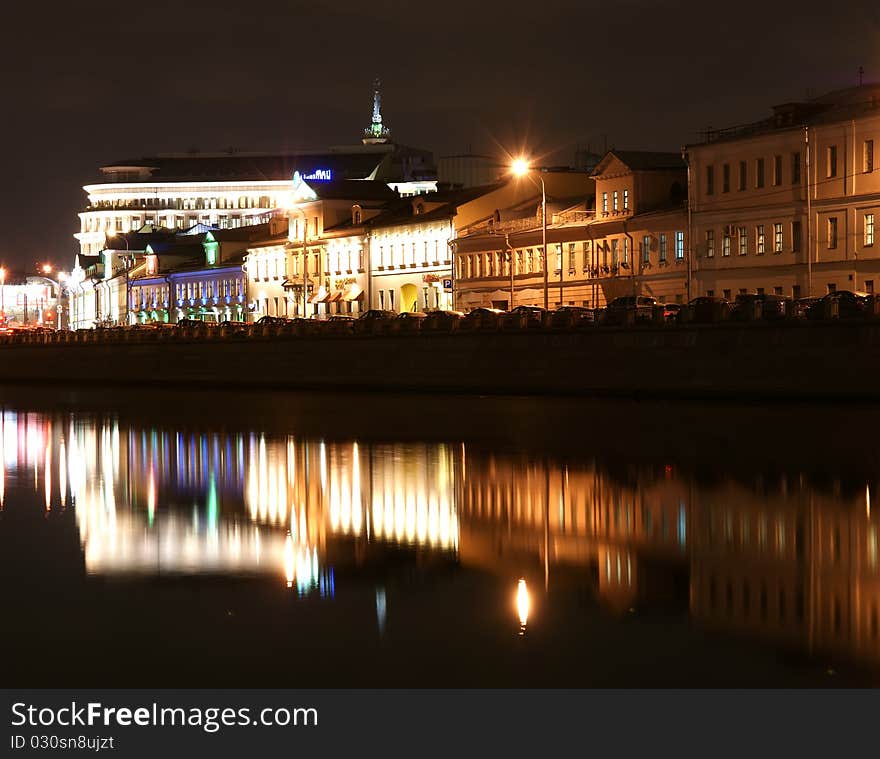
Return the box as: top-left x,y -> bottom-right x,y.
352,205 -> 362,225
416,202 -> 425,215
146,254 -> 158,275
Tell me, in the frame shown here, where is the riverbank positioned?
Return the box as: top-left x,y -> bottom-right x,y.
1,319 -> 878,400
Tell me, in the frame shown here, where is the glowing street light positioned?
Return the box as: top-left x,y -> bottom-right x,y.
41,263 -> 52,275
511,157 -> 549,310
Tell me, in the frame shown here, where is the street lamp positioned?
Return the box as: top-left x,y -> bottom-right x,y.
511,158 -> 549,310
107,230 -> 133,325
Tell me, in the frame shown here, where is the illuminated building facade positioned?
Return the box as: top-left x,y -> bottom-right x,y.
0,276 -> 64,328
74,81 -> 437,260
687,83 -> 880,299
245,175 -> 397,319
454,152 -> 689,310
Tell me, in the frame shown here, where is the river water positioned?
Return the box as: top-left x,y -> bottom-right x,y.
2,386 -> 880,687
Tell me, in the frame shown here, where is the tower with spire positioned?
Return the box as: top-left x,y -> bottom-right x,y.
363,77 -> 391,145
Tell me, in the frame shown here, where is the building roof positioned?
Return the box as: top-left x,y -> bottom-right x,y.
689,82 -> 880,146
303,179 -> 400,202
591,150 -> 686,176
94,142 -> 437,185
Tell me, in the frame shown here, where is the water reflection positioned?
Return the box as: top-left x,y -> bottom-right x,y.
3,407 -> 880,673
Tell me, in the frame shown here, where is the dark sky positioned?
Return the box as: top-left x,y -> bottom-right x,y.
1,0 -> 878,271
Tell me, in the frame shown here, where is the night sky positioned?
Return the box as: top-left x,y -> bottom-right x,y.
2,0 -> 878,271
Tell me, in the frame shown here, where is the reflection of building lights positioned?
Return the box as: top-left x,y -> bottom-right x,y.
376,587 -> 387,635
516,578 -> 530,634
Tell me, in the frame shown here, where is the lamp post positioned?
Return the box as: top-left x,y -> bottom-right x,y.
33,267 -> 66,329
511,158 -> 549,310
288,209 -> 309,318
106,231 -> 132,325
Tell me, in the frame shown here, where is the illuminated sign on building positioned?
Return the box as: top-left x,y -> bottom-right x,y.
304,168 -> 333,181
293,169 -> 333,185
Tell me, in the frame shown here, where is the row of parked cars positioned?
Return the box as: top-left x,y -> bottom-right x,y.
2,290 -> 877,347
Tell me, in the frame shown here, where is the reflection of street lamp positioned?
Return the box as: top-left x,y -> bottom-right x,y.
511,158 -> 549,310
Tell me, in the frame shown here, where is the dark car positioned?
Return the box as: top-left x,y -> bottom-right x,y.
606,295 -> 657,324
502,305 -> 548,329
218,320 -> 249,338
176,317 -> 213,329
686,296 -> 731,323
550,306 -> 595,329
662,303 -> 682,322
793,296 -> 820,319
391,311 -> 428,333
806,290 -> 871,321
354,309 -> 397,334
422,310 -> 464,331
732,293 -> 792,321
256,315 -> 291,325
461,307 -> 505,330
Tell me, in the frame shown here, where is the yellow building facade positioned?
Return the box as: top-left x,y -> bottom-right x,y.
687,84 -> 880,299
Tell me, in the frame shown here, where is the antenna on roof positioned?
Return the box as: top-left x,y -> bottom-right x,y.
859,66 -> 865,86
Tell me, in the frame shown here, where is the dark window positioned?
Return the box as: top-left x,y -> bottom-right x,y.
739,160 -> 747,191
706,165 -> 715,195
791,152 -> 801,184
792,220 -> 802,253
773,155 -> 782,185
866,140 -> 875,173
827,145 -> 838,178
722,163 -> 730,193
756,157 -> 765,188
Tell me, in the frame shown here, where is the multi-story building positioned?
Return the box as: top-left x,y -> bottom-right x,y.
686,83 -> 880,299
245,175 -> 397,320
454,152 -> 688,310
130,223 -> 277,324
73,83 -> 437,258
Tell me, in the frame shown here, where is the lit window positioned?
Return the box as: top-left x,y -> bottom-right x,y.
828,217 -> 838,249
738,226 -> 747,256
705,229 -> 715,258
675,231 -> 684,260
866,213 -> 875,246
756,225 -> 765,255
774,222 -> 783,253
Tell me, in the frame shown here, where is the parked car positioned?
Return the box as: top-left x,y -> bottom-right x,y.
731,293 -> 792,321
218,320 -> 249,338
662,303 -> 682,322
794,296 -> 820,319
686,296 -> 731,323
806,290 -> 872,321
550,306 -> 595,329
502,305 -> 548,329
394,311 -> 428,333
256,315 -> 291,326
176,317 -> 214,330
605,295 -> 657,324
325,314 -> 356,334
354,309 -> 397,334
422,310 -> 464,331
461,307 -> 504,330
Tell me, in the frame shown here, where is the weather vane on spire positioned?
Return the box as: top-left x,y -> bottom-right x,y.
363,77 -> 391,144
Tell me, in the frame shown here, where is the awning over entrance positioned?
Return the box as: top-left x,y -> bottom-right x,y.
308,287 -> 329,304
326,290 -> 344,303
342,283 -> 363,301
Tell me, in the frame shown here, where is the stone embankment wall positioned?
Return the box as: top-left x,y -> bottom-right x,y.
0,321 -> 876,400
